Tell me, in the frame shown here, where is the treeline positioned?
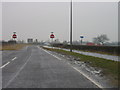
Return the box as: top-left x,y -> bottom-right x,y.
2,40 -> 17,45
52,44 -> 120,56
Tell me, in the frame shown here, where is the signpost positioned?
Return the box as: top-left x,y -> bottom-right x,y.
80,35 -> 84,45
12,32 -> 17,40
11,32 -> 17,47
50,32 -> 55,45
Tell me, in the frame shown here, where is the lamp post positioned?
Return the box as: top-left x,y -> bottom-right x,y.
70,0 -> 72,52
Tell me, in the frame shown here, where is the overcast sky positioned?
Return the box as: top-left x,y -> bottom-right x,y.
2,1 -> 118,42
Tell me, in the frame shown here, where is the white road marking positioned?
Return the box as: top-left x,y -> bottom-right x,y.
11,57 -> 17,61
1,57 -> 17,69
40,47 -> 61,60
41,46 -> 103,88
71,66 -> 103,88
4,53 -> 32,88
0,62 -> 10,69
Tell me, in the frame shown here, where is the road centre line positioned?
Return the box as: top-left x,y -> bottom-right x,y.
40,47 -> 61,60
1,57 -> 17,69
0,62 -> 10,69
12,57 -> 17,61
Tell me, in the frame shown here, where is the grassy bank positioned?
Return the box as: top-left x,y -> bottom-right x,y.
52,44 -> 119,56
43,47 -> 119,86
77,49 -> 119,56
1,44 -> 28,50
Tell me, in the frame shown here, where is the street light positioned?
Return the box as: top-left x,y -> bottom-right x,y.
70,0 -> 72,52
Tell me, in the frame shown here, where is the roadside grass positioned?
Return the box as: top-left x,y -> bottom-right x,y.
43,47 -> 119,86
56,47 -> 119,56
77,49 -> 119,56
1,44 -> 29,50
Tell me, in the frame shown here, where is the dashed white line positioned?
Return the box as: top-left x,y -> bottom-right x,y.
0,62 -> 10,69
1,57 -> 17,69
11,57 -> 17,61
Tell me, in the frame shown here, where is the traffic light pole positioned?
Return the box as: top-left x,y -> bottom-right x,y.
70,0 -> 72,52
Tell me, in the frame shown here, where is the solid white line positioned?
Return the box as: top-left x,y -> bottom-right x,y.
71,66 -> 103,88
41,46 -> 103,88
40,47 -> 61,60
11,57 -> 17,61
0,62 -> 10,69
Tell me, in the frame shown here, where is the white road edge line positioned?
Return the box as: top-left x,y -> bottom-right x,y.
0,62 -> 10,69
40,46 -> 103,88
12,57 -> 17,61
71,66 -> 103,88
39,47 -> 61,60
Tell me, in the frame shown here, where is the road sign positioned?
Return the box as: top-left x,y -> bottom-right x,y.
12,34 -> 17,38
80,36 -> 84,38
50,34 -> 55,38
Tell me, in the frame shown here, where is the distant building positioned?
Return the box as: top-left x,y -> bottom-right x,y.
27,39 -> 33,43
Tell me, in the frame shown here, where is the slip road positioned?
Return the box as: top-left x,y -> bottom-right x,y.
2,45 -> 99,88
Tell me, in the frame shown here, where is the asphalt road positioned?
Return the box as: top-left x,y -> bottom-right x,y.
2,45 -> 99,88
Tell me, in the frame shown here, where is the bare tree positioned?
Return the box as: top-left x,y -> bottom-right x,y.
93,34 -> 109,45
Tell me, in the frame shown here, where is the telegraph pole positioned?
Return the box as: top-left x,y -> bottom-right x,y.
70,0 -> 72,52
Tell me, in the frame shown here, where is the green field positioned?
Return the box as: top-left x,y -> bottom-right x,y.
43,47 -> 119,87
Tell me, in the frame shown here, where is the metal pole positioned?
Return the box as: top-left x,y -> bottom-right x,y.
70,0 -> 72,52
52,38 -> 53,44
51,32 -> 53,47
51,38 -> 53,48
81,38 -> 82,45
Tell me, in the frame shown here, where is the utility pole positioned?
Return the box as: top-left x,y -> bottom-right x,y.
70,0 -> 72,52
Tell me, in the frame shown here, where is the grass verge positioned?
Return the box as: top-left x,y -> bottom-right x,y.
43,47 -> 120,86
57,47 -> 119,56
1,44 -> 29,50
77,49 -> 119,56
